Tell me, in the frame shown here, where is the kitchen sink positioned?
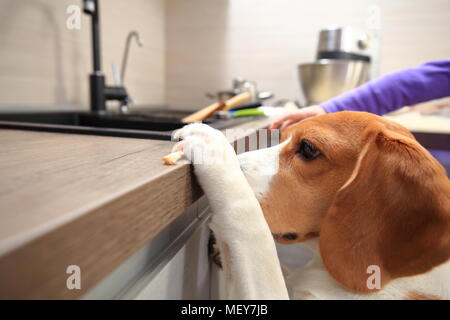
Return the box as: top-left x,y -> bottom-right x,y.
0,110 -> 260,140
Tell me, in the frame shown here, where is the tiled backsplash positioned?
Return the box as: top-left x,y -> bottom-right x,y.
0,0 -> 165,108
1,0 -> 449,110
166,0 -> 450,110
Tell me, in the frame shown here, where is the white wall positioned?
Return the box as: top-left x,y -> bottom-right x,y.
1,0 -> 449,110
166,0 -> 450,110
0,0 -> 166,108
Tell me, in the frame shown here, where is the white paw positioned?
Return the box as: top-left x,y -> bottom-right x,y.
174,124 -> 259,224
172,123 -> 238,167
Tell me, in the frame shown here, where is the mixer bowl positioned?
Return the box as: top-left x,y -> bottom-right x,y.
298,59 -> 370,105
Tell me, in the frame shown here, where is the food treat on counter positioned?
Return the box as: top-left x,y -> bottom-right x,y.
162,151 -> 185,165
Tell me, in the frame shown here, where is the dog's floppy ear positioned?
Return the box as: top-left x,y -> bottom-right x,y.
319,123 -> 450,293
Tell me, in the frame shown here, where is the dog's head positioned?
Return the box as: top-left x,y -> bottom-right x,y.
238,111 -> 450,293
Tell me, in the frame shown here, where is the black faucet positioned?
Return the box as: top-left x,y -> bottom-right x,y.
83,0 -> 129,114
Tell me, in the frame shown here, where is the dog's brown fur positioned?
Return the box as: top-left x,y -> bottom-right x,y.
260,112 -> 450,293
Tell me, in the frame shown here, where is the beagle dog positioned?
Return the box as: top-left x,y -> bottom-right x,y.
173,111 -> 450,300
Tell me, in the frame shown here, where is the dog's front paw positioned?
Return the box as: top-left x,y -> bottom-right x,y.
172,123 -> 239,168
172,123 -> 252,210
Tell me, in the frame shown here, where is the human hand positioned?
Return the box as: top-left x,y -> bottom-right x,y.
269,105 -> 326,130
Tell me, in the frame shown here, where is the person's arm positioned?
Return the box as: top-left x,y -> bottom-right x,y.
270,59 -> 450,130
321,59 -> 450,115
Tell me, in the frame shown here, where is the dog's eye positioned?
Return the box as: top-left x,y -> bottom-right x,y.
298,139 -> 321,161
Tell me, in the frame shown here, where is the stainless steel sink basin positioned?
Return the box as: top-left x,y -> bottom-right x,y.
0,110 -> 259,140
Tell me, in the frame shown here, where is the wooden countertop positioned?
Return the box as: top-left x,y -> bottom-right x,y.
385,109 -> 450,134
0,131 -> 175,254
0,116 -> 271,299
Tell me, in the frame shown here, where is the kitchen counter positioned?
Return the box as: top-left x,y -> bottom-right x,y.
385,109 -> 450,134
0,116 -> 272,299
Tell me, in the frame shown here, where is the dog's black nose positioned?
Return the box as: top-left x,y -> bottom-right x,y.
272,232 -> 298,240
282,233 -> 298,240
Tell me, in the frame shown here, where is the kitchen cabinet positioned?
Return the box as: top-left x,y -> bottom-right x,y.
82,196 -> 212,300
126,218 -> 211,300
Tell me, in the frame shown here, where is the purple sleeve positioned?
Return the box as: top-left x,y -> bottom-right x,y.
320,59 -> 450,115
